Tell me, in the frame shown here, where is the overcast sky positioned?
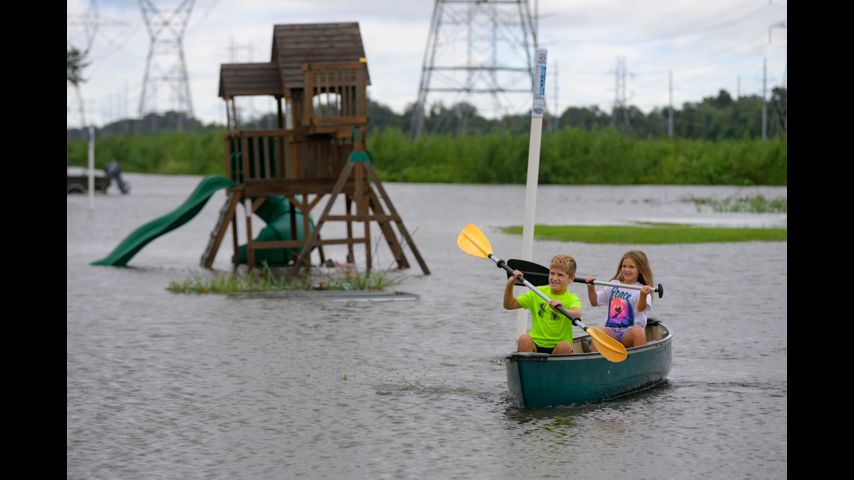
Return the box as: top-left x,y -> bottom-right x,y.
67,0 -> 787,129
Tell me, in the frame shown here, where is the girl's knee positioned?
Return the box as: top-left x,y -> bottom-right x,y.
630,326 -> 646,344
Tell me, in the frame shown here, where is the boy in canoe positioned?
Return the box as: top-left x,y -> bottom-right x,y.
503,254 -> 581,354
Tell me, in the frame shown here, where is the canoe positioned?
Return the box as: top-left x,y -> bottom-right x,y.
505,320 -> 672,408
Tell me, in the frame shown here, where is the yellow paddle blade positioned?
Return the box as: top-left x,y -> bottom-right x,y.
456,224 -> 493,258
587,327 -> 628,363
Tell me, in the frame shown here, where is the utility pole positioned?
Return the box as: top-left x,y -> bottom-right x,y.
125,81 -> 131,133
668,70 -> 674,138
762,57 -> 767,139
553,61 -> 559,131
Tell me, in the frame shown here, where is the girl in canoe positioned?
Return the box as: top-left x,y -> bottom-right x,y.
585,250 -> 655,349
504,254 -> 582,355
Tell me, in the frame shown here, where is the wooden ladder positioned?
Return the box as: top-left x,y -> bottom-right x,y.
200,189 -> 241,268
291,160 -> 430,276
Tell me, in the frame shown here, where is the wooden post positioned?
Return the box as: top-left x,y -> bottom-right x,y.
231,98 -> 239,129
345,196 -> 354,264
302,65 -> 315,127
302,194 -> 311,266
276,97 -> 285,180
224,135 -> 232,181
241,135 -> 250,182
231,198 -> 240,272
244,198 -> 255,272
355,162 -> 371,273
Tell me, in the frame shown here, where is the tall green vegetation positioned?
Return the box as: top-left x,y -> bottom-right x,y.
66,127 -> 786,185
67,87 -> 787,185
67,130 -> 227,175
368,127 -> 786,185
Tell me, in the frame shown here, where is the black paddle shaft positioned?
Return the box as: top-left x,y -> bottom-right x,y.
506,258 -> 664,298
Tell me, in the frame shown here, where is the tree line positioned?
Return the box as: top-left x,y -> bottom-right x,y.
68,88 -> 787,143
369,87 -> 787,140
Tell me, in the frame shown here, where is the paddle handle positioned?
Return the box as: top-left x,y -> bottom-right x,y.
492,256 -> 590,331
575,278 -> 664,299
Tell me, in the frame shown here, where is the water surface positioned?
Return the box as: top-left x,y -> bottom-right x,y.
67,175 -> 787,478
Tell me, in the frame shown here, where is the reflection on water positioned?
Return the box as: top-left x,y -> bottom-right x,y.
68,175 -> 786,479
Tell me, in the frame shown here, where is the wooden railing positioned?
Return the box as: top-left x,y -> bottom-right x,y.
301,62 -> 368,134
223,129 -> 295,183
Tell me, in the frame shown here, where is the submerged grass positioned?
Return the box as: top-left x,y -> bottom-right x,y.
167,263 -> 406,294
501,224 -> 787,244
685,194 -> 787,213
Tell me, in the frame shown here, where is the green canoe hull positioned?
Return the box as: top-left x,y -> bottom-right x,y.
505,322 -> 673,408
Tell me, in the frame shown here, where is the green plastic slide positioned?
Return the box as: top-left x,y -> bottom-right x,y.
92,175 -> 315,267
91,175 -> 235,266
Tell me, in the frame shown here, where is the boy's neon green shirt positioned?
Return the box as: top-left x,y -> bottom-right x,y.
517,286 -> 582,348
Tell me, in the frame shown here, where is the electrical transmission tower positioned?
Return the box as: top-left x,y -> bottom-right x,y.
138,0 -> 195,125
409,0 -> 539,138
67,0 -> 99,56
612,57 -> 631,131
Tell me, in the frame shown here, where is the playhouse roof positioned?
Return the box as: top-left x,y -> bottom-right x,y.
218,22 -> 370,98
271,22 -> 370,89
218,62 -> 282,98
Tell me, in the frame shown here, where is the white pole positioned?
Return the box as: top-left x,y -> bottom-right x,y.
516,48 -> 548,338
88,126 -> 95,209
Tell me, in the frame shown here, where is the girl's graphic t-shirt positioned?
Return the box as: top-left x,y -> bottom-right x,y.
596,282 -> 652,329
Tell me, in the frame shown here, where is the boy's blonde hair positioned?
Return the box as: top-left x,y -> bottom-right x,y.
549,254 -> 577,277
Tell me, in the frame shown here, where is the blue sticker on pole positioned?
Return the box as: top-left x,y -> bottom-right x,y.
532,48 -> 548,117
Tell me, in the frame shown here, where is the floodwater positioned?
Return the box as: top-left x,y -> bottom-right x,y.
67,174 -> 786,479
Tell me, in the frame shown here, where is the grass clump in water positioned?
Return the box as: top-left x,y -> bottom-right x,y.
501,224 -> 787,244
685,194 -> 787,213
168,263 -> 405,294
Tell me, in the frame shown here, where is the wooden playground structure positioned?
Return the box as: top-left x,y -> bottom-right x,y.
202,22 -> 429,276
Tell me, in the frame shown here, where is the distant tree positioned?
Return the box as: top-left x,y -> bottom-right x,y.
559,106 -> 611,130
368,98 -> 405,130
709,89 -> 734,109
68,47 -> 91,128
67,47 -> 89,86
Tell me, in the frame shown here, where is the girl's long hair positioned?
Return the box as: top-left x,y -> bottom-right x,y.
610,250 -> 654,287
